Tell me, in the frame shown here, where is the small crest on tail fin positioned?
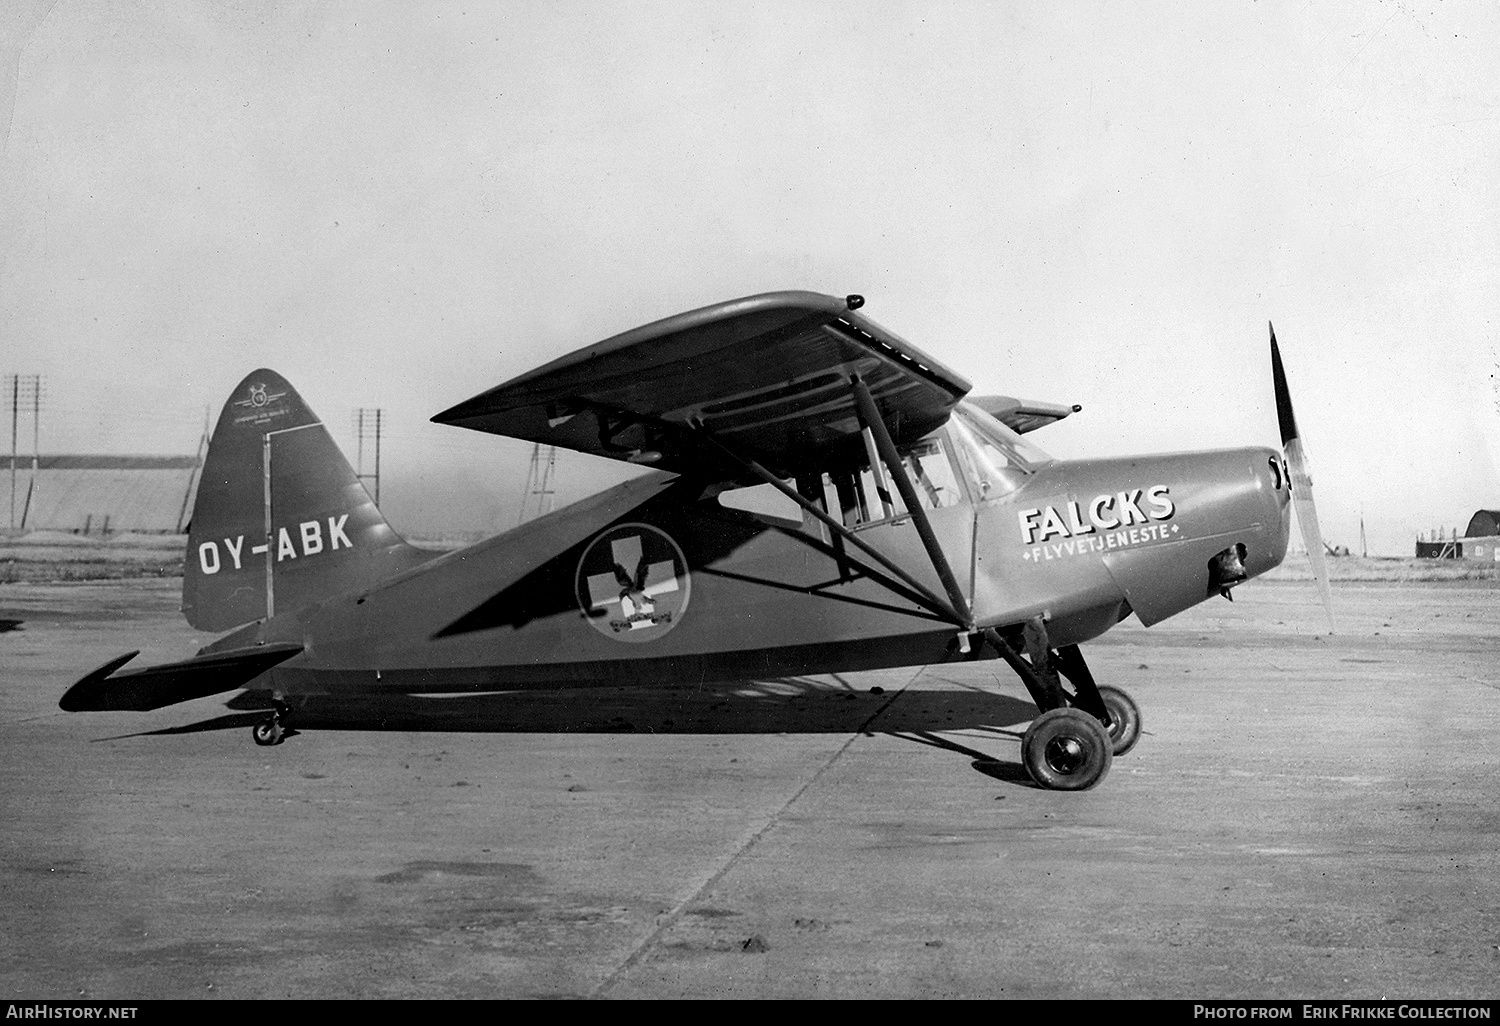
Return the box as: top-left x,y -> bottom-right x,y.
183,370 -> 431,632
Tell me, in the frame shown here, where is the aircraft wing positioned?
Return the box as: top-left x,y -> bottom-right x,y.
968,395 -> 1081,434
432,291 -> 972,480
59,644 -> 304,712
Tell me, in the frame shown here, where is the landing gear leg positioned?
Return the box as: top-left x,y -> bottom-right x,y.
981,626 -> 1112,790
1021,618 -> 1070,711
251,701 -> 292,747
980,626 -> 1064,713
1053,645 -> 1143,756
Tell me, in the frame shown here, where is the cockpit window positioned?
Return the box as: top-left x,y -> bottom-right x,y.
719,420 -> 1025,530
896,437 -> 965,513
949,403 -> 1053,499
770,430 -> 967,530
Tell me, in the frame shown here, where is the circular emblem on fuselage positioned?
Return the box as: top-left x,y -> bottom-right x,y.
575,522 -> 691,643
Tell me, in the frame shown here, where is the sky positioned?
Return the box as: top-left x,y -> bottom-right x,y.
1,0 -> 1496,554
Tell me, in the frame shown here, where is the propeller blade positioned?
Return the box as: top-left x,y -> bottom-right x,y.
1271,323 -> 1335,632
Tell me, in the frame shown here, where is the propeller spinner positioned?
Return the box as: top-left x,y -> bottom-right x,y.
1270,323 -> 1335,632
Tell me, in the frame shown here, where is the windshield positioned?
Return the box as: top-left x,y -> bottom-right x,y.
954,402 -> 1054,467
949,403 -> 1054,499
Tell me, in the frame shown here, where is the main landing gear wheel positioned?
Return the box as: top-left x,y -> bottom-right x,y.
251,715 -> 285,747
1096,685 -> 1142,756
1021,707 -> 1113,791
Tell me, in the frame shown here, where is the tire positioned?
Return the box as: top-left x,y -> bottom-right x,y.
1021,707 -> 1113,791
252,718 -> 284,747
1096,685 -> 1142,756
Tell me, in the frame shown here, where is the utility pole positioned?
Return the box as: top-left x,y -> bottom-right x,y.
518,443 -> 557,525
354,407 -> 384,506
176,405 -> 211,534
24,376 -> 41,529
8,374 -> 16,531
6,375 -> 41,532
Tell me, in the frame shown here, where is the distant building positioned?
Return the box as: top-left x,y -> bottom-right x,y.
1415,536 -> 1454,558
1459,510 -> 1500,562
1465,510 -> 1500,538
1416,510 -> 1500,561
2,455 -> 200,534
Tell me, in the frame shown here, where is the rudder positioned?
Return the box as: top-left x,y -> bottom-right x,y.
183,370 -> 431,631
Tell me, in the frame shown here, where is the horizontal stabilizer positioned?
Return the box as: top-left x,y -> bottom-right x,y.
59,644 -> 304,712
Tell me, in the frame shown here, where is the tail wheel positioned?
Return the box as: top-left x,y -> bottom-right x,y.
1021,708 -> 1113,791
1097,685 -> 1143,756
251,716 -> 285,747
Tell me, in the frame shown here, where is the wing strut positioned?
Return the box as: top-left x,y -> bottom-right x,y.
850,374 -> 975,630
690,427 -> 969,628
692,372 -> 981,632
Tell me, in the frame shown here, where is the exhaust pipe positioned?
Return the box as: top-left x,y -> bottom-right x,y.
1208,543 -> 1249,601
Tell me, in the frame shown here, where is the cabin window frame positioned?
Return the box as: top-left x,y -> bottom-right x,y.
802,427 -> 971,533
947,404 -> 1050,501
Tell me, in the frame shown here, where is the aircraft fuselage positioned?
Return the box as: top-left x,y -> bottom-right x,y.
222,442 -> 1290,699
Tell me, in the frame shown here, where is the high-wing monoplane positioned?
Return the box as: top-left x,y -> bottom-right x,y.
61,292 -> 1325,790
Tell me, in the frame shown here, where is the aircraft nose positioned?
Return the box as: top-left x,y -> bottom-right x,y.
1022,446 -> 1297,627
1248,445 -> 1292,572
1169,445 -> 1290,579
1104,445 -> 1292,622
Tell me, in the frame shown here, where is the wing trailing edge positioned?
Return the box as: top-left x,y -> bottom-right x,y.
59,644 -> 304,712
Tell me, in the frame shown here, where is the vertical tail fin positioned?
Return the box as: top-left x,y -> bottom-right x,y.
182,370 -> 430,631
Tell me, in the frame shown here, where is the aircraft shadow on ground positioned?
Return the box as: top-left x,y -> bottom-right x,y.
115,677 -> 1043,783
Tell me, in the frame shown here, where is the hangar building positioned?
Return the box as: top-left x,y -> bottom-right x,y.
1458,510 -> 1500,562
1416,510 -> 1500,561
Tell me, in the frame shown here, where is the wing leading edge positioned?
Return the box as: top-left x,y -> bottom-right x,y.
431,291 -> 972,481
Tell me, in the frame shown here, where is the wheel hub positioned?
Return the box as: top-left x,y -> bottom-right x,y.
1043,735 -> 1086,774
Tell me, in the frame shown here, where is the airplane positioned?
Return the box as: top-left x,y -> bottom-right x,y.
59,291 -> 1329,791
